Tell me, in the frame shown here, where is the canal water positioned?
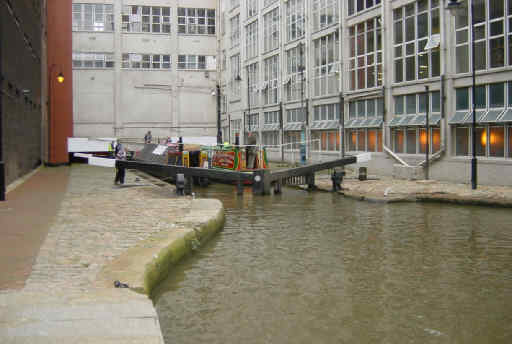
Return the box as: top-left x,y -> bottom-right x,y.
153,184 -> 512,344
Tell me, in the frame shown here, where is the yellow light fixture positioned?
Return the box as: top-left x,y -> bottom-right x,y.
57,73 -> 64,83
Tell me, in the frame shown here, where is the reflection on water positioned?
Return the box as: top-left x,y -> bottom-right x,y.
154,185 -> 512,344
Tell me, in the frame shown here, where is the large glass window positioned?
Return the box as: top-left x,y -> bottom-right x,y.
312,0 -> 339,32
177,55 -> 210,70
455,0 -> 508,73
230,15 -> 240,48
394,0 -> 440,82
246,21 -> 259,59
73,52 -> 114,68
247,63 -> 259,107
122,53 -> 171,69
311,130 -> 339,152
286,0 -> 305,42
73,3 -> 114,32
285,45 -> 306,101
313,32 -> 340,96
263,8 -> 280,52
347,0 -> 381,16
263,55 -> 279,105
230,54 -> 241,97
263,131 -> 279,146
247,0 -> 258,18
122,6 -> 171,33
349,17 -> 382,90
177,8 -> 215,35
313,103 -> 340,121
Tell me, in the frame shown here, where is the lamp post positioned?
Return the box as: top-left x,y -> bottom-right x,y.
299,42 -> 306,165
425,85 -> 430,180
216,84 -> 222,145
446,0 -> 477,189
47,64 -> 64,164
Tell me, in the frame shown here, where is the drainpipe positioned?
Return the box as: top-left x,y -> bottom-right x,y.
339,91 -> 345,158
0,20 -> 4,201
280,101 -> 284,162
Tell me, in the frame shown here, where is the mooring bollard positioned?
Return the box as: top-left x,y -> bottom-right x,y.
176,173 -> 185,196
358,167 -> 367,181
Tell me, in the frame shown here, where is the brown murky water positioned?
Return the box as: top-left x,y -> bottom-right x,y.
153,184 -> 512,344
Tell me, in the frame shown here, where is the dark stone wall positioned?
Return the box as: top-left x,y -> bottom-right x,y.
1,0 -> 43,186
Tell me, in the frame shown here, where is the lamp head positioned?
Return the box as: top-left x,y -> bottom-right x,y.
57,73 -> 64,83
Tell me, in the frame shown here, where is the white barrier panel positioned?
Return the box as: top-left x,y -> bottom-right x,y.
88,156 -> 116,168
356,152 -> 372,163
68,137 -> 113,153
152,145 -> 168,155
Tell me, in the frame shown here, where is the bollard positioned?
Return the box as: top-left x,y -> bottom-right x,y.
358,167 -> 367,181
176,173 -> 185,196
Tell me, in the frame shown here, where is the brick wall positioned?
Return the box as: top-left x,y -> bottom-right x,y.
1,0 -> 44,185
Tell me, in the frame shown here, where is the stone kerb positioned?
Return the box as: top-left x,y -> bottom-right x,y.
96,198 -> 225,296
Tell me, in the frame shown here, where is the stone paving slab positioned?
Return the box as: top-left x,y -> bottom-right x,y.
0,164 -> 224,344
314,174 -> 512,207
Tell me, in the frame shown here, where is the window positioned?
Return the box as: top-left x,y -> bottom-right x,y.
313,32 -> 340,96
264,0 -> 279,7
263,131 -> 279,146
121,6 -> 171,33
263,8 -> 279,52
231,15 -> 240,47
247,63 -> 259,107
349,17 -> 382,90
286,45 -> 306,101
246,21 -> 259,59
313,103 -> 340,121
121,53 -> 171,69
287,108 -> 306,123
455,0 -> 509,73
230,54 -> 241,97
286,0 -> 305,42
246,113 -> 259,132
73,52 -> 114,68
311,131 -> 340,151
347,0 -> 381,16
394,0 -> 440,82
231,119 -> 242,143
263,55 -> 279,105
284,131 -> 302,150
247,0 -> 258,18
265,110 -> 280,124
231,0 -> 240,9
177,55 -> 211,70
451,82 -> 512,159
177,8 -> 215,35
312,0 -> 339,32
72,3 -> 114,32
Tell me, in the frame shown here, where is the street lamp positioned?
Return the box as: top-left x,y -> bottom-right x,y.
298,41 -> 306,165
47,65 -> 64,164
446,0 -> 477,189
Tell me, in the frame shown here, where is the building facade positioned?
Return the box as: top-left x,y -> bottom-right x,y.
217,0 -> 512,186
1,0 -> 44,189
72,0 -> 218,139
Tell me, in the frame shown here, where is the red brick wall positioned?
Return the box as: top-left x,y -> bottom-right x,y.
47,0 -> 73,164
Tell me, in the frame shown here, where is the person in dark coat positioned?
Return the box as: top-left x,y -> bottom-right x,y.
114,144 -> 127,185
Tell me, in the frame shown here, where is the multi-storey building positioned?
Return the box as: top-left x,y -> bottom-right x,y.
72,0 -> 218,139
217,0 -> 512,186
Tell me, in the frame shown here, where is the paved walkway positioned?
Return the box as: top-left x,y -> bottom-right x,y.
315,172 -> 512,206
0,164 -> 207,343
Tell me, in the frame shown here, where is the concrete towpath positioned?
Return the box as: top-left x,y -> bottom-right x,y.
0,164 -> 224,344
314,172 -> 512,207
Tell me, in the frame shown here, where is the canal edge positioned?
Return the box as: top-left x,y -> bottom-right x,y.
95,198 -> 225,296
